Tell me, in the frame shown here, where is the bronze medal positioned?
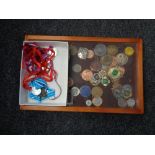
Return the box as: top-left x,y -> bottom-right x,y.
91,86 -> 103,97
81,69 -> 93,81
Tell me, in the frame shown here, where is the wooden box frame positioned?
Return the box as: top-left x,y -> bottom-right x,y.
20,35 -> 144,114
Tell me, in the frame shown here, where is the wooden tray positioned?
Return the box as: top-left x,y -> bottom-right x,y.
20,35 -> 144,114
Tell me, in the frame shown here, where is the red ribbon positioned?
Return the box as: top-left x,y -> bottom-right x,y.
22,43 -> 57,90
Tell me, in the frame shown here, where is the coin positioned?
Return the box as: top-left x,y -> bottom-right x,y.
69,45 -> 78,56
78,47 -> 88,59
91,86 -> 103,97
118,98 -> 127,108
108,67 -> 121,80
94,44 -> 107,56
90,61 -> 102,72
87,50 -> 95,59
100,55 -> 113,66
127,98 -> 136,107
92,97 -> 103,106
112,85 -> 123,99
93,73 -> 101,81
81,69 -> 93,81
99,70 -> 107,77
68,78 -> 74,87
80,85 -> 91,97
124,47 -> 134,56
71,87 -> 80,96
101,76 -> 110,87
72,64 -> 82,73
90,77 -> 100,86
107,45 -> 118,56
116,53 -> 128,66
32,87 -> 41,96
86,100 -> 92,106
122,84 -> 132,99
110,57 -> 118,67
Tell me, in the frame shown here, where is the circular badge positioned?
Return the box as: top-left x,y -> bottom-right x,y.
127,98 -> 136,107
122,84 -> 132,99
86,100 -> 92,106
32,87 -> 41,96
107,45 -> 118,56
108,67 -> 121,80
72,64 -> 82,73
124,47 -> 134,56
112,85 -> 123,99
90,77 -> 100,86
118,98 -> 127,108
69,45 -> 78,56
78,47 -> 88,59
94,44 -> 107,56
100,55 -> 113,66
116,53 -> 128,66
92,97 -> 103,106
87,50 -> 95,59
90,61 -> 102,72
81,69 -> 93,81
80,85 -> 91,97
91,86 -> 103,97
101,76 -> 110,86
71,87 -> 80,96
93,73 -> 101,81
99,70 -> 107,77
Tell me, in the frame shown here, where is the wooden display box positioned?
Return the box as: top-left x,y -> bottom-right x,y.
20,35 -> 144,114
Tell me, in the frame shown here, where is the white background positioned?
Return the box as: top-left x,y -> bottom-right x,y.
0,0 -> 154,155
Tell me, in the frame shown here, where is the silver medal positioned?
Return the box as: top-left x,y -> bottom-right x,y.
94,44 -> 107,56
71,87 -> 80,96
78,47 -> 88,59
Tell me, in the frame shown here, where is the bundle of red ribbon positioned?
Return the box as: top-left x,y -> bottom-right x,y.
22,43 -> 57,91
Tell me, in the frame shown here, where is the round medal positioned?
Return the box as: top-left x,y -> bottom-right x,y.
91,86 -> 103,97
69,45 -> 78,56
108,67 -> 121,80
127,98 -> 136,107
81,69 -> 93,81
72,64 -> 82,73
117,98 -> 127,108
116,53 -> 128,66
80,85 -> 91,97
112,85 -> 123,99
107,45 -> 118,56
100,55 -> 113,66
86,100 -> 92,106
87,50 -> 95,59
124,47 -> 134,56
92,97 -> 103,106
78,47 -> 88,59
71,87 -> 80,97
94,44 -> 107,56
101,76 -> 110,87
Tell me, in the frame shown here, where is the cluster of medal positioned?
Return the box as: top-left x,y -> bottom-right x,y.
69,43 -> 136,107
22,43 -> 58,102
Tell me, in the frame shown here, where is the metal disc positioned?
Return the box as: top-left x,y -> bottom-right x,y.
80,85 -> 91,97
92,97 -> 103,106
90,77 -> 100,86
112,85 -> 123,99
94,44 -> 107,56
71,87 -> 80,96
118,98 -> 127,108
90,61 -> 102,72
124,47 -> 134,56
72,64 -> 82,73
127,98 -> 136,107
116,53 -> 128,66
78,47 -> 88,59
91,86 -> 103,97
100,55 -> 113,66
107,45 -> 118,56
81,69 -> 93,81
69,45 -> 78,56
87,50 -> 95,59
101,76 -> 110,87
108,67 -> 121,80
86,100 -> 92,106
122,84 -> 132,99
